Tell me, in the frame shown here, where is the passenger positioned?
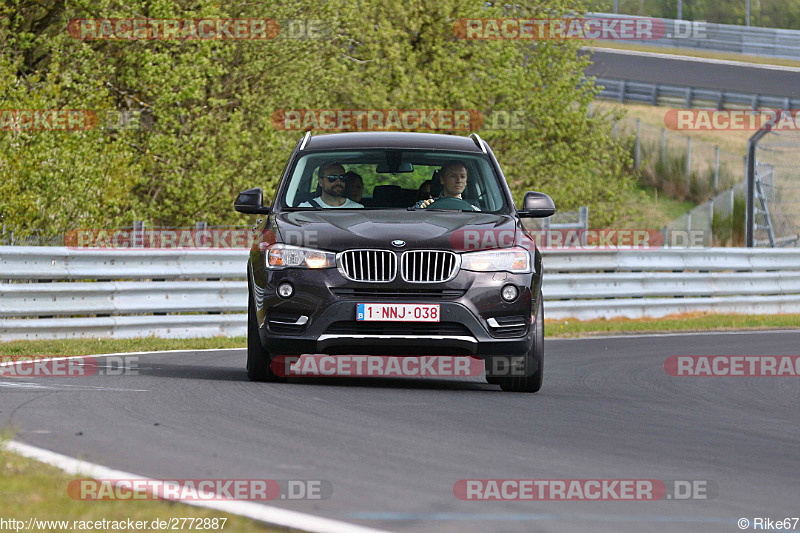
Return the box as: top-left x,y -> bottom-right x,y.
299,163 -> 364,208
345,171 -> 364,203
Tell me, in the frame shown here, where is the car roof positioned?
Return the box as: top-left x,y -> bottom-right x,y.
302,132 -> 485,152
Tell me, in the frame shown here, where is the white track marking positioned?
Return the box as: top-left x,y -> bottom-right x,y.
4,440 -> 392,533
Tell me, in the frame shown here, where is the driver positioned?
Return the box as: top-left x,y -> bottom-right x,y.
300,163 -> 364,208
415,161 -> 480,211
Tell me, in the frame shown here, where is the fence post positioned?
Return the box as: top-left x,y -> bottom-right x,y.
133,220 -> 145,248
635,119 -> 641,170
730,188 -> 735,244
708,201 -> 714,246
714,146 -> 720,192
686,137 -> 692,188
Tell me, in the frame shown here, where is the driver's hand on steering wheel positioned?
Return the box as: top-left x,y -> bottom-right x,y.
418,198 -> 435,209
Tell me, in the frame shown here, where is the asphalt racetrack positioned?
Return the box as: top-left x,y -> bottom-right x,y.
2,330 -> 799,532
582,48 -> 800,98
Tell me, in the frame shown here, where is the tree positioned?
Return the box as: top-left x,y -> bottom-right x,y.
1,0 -> 633,235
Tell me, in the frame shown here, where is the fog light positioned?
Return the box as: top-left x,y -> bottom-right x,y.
277,282 -> 294,298
501,284 -> 518,302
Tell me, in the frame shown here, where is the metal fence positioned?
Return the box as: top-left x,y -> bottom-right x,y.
610,114 -> 746,194
588,13 -> 800,60
594,78 -> 800,110
662,181 -> 747,247
3,247 -> 800,340
749,125 -> 800,247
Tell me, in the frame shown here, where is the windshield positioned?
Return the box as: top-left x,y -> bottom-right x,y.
281,150 -> 508,212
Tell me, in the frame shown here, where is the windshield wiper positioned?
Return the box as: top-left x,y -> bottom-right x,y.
408,207 -> 469,212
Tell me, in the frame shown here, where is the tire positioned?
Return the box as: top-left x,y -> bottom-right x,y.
246,281 -> 281,382
494,290 -> 544,393
485,375 -> 502,385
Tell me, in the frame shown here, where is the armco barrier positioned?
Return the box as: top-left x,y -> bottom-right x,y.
588,13 -> 800,60
594,77 -> 800,111
2,246 -> 800,340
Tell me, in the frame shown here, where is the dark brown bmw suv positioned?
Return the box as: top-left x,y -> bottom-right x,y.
234,131 -> 555,392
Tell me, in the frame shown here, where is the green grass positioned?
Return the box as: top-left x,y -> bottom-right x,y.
0,336 -> 246,358
0,437 -> 282,533
614,182 -> 696,229
547,313 -> 800,337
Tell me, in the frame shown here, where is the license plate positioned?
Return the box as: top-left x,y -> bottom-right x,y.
356,303 -> 440,322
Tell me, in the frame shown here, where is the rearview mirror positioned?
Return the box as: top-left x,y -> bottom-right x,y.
518,191 -> 556,218
234,188 -> 271,214
375,162 -> 414,173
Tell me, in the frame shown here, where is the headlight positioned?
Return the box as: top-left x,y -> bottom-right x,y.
266,244 -> 336,269
461,247 -> 531,273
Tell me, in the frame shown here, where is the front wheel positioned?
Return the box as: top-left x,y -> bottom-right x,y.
246,281 -> 281,382
489,291 -> 544,393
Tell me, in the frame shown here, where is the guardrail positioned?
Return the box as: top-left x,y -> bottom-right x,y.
594,77 -> 800,110
2,246 -> 800,339
588,13 -> 800,60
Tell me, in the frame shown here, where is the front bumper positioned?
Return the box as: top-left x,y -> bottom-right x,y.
252,266 -> 537,357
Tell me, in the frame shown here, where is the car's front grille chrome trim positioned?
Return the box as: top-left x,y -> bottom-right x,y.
336,249 -> 460,283
337,249 -> 397,282
401,250 -> 460,283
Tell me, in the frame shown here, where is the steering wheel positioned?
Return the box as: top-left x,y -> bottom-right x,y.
426,197 -> 476,211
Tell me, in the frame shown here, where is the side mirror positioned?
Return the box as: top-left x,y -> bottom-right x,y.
234,188 -> 271,214
518,191 -> 556,218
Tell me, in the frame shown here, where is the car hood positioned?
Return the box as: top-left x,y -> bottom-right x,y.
273,210 -> 519,252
